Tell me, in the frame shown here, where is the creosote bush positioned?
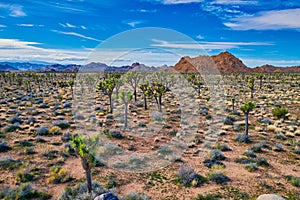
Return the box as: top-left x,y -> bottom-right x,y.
47,166 -> 72,183
206,164 -> 230,184
176,164 -> 206,187
272,106 -> 288,119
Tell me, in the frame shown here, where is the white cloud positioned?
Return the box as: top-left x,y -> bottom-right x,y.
211,0 -> 258,5
196,34 -> 205,39
127,21 -> 143,28
243,58 -> 300,67
0,39 -> 89,64
59,22 -> 77,28
151,39 -> 272,50
161,0 -> 203,4
0,24 -> 6,28
52,30 -> 101,42
224,8 -> 300,30
0,4 -> 26,17
81,25 -> 87,30
17,24 -> 44,27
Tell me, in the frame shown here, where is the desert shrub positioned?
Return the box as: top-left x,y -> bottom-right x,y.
287,176 -> 300,187
176,164 -> 206,187
194,193 -> 221,200
107,130 -> 124,139
243,150 -> 256,158
106,173 -> 117,189
203,159 -> 225,168
47,166 -> 72,184
206,165 -> 230,184
150,111 -> 163,122
223,116 -> 234,125
61,131 -> 72,142
124,192 -> 151,200
26,117 -> 36,124
49,126 -> 62,135
0,139 -> 11,152
42,150 -> 59,160
0,183 -> 50,200
251,143 -> 264,153
272,107 -> 288,119
58,182 -> 105,200
215,143 -> 231,151
138,122 -> 147,127
3,124 -> 18,133
255,157 -> 269,167
35,126 -> 49,135
52,120 -> 70,129
8,116 -> 22,124
0,158 -> 22,170
17,171 -> 35,183
273,143 -> 284,152
25,147 -> 35,155
276,133 -> 286,140
245,163 -> 258,172
294,147 -> 300,154
235,133 -> 250,143
235,157 -> 254,164
208,149 -> 225,160
36,136 -> 46,143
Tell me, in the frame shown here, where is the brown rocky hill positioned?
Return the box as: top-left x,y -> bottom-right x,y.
252,64 -> 300,73
173,51 -> 300,73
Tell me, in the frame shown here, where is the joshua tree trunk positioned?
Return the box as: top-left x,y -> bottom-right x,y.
82,159 -> 92,193
251,90 -> 254,98
134,89 -> 137,102
109,94 -> 113,113
259,78 -> 262,89
232,102 -> 235,112
124,103 -> 128,128
245,112 -> 249,140
143,95 -> 147,110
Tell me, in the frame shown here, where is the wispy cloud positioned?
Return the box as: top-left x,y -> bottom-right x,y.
0,3 -> 26,17
59,22 -> 76,28
17,24 -> 44,27
52,30 -> 101,42
151,39 -> 272,50
126,9 -> 157,13
0,38 -> 89,63
0,24 -> 6,28
126,21 -> 143,28
243,58 -> 300,67
211,0 -> 258,5
149,0 -> 203,4
224,8 -> 300,30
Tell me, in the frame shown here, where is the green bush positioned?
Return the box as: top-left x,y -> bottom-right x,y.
0,183 -> 50,200
272,107 -> 288,119
124,192 -> 151,200
194,193 -> 221,200
206,165 -> 230,184
288,176 -> 300,187
17,171 -> 35,183
47,166 -> 72,184
245,163 -> 258,172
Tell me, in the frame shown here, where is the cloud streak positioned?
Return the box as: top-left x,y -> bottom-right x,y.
52,30 -> 101,42
224,8 -> 300,30
151,39 -> 272,50
0,3 -> 26,17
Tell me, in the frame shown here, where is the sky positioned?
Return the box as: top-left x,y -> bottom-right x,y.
0,0 -> 300,67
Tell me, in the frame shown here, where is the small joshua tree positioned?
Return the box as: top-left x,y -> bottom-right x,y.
68,80 -> 74,99
240,101 -> 255,142
71,135 -> 99,194
231,98 -> 235,112
124,71 -> 143,102
139,82 -> 149,110
147,83 -> 169,112
119,91 -> 133,129
97,78 -> 117,113
257,73 -> 263,89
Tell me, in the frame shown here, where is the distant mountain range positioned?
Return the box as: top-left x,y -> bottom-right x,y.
1,51 -> 300,73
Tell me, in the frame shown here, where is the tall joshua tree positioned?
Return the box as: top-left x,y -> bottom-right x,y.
124,71 -> 143,102
119,91 -> 133,129
139,82 -> 149,110
147,83 -> 169,112
240,101 -> 255,142
97,78 -> 116,113
248,76 -> 255,98
257,73 -> 263,89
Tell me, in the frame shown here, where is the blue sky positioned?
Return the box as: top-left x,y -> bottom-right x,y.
0,0 -> 299,67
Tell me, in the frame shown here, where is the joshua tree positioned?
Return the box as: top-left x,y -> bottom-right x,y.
240,101 -> 255,142
186,73 -> 203,97
68,80 -> 74,99
119,91 -> 133,129
97,78 -> 117,113
72,135 -> 99,194
257,73 -> 263,89
248,76 -> 255,98
231,98 -> 235,112
124,71 -> 143,102
147,83 -> 169,112
139,82 -> 149,110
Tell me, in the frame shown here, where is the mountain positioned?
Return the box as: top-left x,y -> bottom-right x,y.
173,51 -> 300,73
40,64 -> 80,72
0,64 -> 18,71
252,64 -> 300,73
0,62 -> 46,71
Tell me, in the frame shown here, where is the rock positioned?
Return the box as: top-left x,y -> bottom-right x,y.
267,125 -> 276,131
63,102 -> 71,108
257,194 -> 285,200
94,192 -> 119,200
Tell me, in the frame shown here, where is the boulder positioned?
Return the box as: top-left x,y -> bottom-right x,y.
257,194 -> 285,200
94,192 -> 119,200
